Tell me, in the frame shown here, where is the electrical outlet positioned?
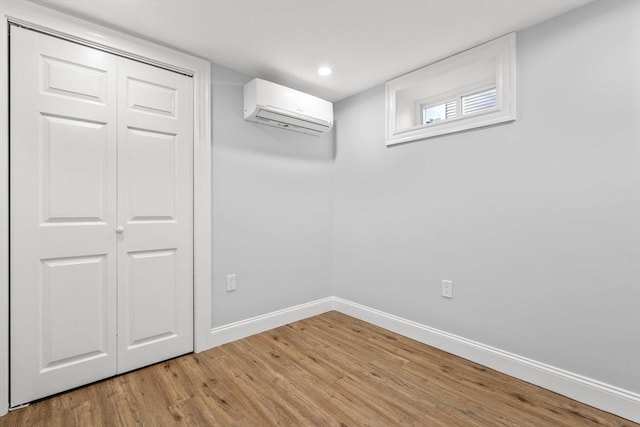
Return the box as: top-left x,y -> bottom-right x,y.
226,273 -> 237,292
442,279 -> 453,299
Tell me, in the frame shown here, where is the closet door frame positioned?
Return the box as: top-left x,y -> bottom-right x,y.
0,2 -> 212,415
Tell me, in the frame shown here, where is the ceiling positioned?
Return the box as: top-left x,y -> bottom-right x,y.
32,0 -> 592,102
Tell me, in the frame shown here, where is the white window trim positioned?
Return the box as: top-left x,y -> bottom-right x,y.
386,32 -> 517,146
0,2 -> 213,415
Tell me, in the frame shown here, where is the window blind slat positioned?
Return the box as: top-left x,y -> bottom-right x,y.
445,101 -> 456,119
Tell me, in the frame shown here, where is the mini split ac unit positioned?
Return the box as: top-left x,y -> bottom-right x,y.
243,78 -> 333,136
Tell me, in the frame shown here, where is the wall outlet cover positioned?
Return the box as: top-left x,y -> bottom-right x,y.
442,279 -> 453,299
226,274 -> 237,292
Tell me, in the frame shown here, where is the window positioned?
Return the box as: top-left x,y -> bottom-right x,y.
386,33 -> 516,145
422,100 -> 456,124
419,85 -> 498,126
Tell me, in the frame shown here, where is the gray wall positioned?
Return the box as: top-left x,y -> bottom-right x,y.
211,64 -> 334,327
332,0 -> 640,393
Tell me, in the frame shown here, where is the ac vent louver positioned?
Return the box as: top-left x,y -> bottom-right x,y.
255,108 -> 332,134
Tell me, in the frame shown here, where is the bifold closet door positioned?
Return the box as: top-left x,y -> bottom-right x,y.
10,26 -> 194,406
9,26 -> 119,406
116,57 -> 194,374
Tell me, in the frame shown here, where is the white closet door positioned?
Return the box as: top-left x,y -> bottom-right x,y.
10,27 -> 118,405
10,27 -> 195,405
116,58 -> 194,373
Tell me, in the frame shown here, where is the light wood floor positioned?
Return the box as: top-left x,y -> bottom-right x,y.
1,311 -> 635,426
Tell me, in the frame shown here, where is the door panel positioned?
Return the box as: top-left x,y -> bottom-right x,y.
116,58 -> 193,374
127,78 -> 178,116
41,115 -> 110,223
127,249 -> 178,348
126,128 -> 177,220
10,27 -> 118,406
40,255 -> 109,370
42,55 -> 110,104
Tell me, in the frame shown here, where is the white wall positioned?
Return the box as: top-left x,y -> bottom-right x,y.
2,0 -> 637,418
333,0 -> 640,394
211,64 -> 334,327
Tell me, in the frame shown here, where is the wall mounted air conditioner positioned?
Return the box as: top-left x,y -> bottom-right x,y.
244,78 -> 333,136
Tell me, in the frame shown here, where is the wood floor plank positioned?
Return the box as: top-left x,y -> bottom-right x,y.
1,311 -> 636,426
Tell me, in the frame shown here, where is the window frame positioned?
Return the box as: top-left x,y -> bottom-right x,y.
386,33 -> 516,145
414,80 -> 498,127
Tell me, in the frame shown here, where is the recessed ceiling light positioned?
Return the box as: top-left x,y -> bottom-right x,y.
317,66 -> 332,76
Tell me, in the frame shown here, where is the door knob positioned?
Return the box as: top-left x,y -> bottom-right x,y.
116,226 -> 125,233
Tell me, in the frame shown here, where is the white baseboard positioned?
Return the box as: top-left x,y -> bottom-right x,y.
333,297 -> 640,424
206,296 -> 639,423
209,297 -> 334,347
